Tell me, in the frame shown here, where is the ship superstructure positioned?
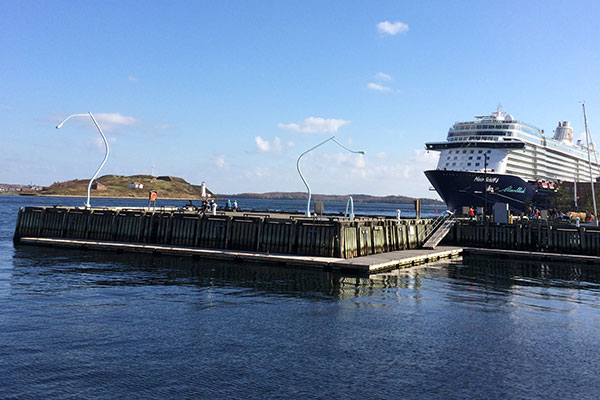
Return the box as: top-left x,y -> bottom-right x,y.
424,106 -> 600,212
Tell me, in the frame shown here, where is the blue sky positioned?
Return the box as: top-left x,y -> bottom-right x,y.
2,1 -> 600,198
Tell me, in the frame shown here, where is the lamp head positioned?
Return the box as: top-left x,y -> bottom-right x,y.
359,151 -> 366,155
56,123 -> 64,129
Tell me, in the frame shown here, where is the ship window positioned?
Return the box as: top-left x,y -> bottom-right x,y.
462,150 -> 466,153
477,156 -> 481,160
470,150 -> 474,153
454,156 -> 457,160
468,156 -> 473,160
447,156 -> 450,160
452,162 -> 456,166
478,150 -> 482,153
445,163 -> 449,166
467,162 -> 471,166
475,163 -> 480,166
487,150 -> 492,153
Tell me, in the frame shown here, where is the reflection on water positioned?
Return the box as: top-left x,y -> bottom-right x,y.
451,254 -> 600,288
12,246 -> 600,305
5,239 -> 600,399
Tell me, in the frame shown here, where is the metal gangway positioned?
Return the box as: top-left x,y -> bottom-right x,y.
421,210 -> 456,249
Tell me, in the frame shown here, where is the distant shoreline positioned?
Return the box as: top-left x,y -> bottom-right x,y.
0,193 -> 206,201
0,192 -> 443,205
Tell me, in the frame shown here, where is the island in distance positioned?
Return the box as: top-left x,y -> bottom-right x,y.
1,174 -> 444,205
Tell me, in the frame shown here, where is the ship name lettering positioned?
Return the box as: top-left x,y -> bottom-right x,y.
473,176 -> 499,183
499,186 -> 526,194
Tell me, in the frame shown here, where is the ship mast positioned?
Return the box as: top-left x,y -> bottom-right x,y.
574,171 -> 578,209
583,103 -> 598,225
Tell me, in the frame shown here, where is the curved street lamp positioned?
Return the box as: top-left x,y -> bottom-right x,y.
296,136 -> 365,217
56,112 -> 109,209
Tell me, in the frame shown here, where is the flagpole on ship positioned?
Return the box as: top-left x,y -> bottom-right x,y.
582,103 -> 598,226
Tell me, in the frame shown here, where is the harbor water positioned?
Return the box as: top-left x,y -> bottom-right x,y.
1,196 -> 600,399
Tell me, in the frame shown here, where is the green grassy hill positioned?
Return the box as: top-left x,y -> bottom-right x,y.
41,175 -> 212,199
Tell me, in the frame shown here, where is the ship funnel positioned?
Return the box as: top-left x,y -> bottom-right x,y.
553,121 -> 573,143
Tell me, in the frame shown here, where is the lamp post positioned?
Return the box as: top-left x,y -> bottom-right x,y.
56,112 -> 109,209
296,136 -> 365,217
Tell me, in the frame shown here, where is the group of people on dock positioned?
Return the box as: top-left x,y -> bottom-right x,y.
526,206 -> 595,223
466,204 -> 596,225
198,199 -> 238,215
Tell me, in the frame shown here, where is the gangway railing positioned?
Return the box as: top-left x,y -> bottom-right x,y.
420,210 -> 456,249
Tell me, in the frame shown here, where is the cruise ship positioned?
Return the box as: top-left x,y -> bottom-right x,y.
424,106 -> 600,212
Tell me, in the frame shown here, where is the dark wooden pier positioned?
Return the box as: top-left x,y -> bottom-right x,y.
13,206 -> 436,258
446,220 -> 600,256
15,206 -> 600,273
12,206 -> 464,273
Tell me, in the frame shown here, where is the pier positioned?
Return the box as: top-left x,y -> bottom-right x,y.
446,220 -> 600,256
12,206 -> 463,273
17,237 -> 463,273
13,206 -> 435,258
15,206 -> 600,274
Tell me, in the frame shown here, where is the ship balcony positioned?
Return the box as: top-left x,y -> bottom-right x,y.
425,141 -> 525,151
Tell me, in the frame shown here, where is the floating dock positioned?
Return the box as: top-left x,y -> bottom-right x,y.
17,236 -> 463,273
462,247 -> 600,264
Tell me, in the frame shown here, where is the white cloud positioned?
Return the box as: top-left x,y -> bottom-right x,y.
375,72 -> 392,81
296,148 -> 439,197
193,147 -> 440,198
93,113 -> 137,132
367,83 -> 391,92
255,136 -> 270,152
95,113 -> 136,126
255,136 -> 284,153
214,155 -> 228,169
323,152 -> 366,170
354,155 -> 366,169
278,117 -> 351,134
128,75 -> 138,82
377,21 -> 409,36
357,149 -> 438,192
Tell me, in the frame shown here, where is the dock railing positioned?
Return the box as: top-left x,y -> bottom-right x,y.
420,210 -> 455,247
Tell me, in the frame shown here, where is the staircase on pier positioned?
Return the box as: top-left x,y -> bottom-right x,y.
422,211 -> 456,249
